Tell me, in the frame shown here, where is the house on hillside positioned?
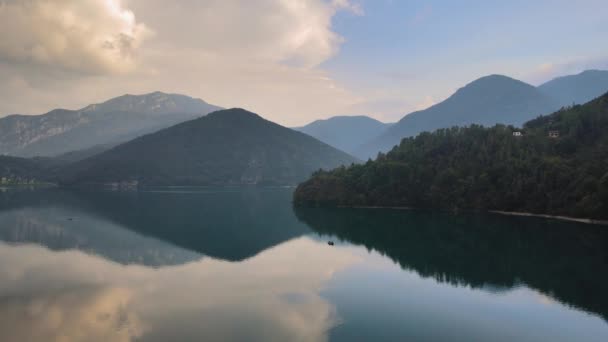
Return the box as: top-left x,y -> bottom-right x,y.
548,130 -> 560,138
512,131 -> 523,137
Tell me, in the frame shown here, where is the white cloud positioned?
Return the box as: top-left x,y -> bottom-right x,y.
0,0 -> 364,125
127,0 -> 361,68
0,0 -> 150,74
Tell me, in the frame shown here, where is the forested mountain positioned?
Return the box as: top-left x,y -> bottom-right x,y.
61,108 -> 358,186
355,75 -> 559,159
539,70 -> 608,107
0,92 -> 221,157
294,92 -> 608,219
294,116 -> 392,154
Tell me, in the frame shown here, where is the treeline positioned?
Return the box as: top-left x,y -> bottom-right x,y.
294,93 -> 608,219
0,156 -> 54,185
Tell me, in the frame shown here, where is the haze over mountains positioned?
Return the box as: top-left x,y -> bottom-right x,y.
0,92 -> 221,158
294,116 -> 392,155
355,75 -> 559,159
350,70 -> 608,159
292,70 -> 608,160
1,69 -> 607,188
538,70 -> 608,107
61,108 -> 357,186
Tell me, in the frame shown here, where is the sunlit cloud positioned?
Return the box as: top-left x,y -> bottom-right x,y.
0,0 -> 150,74
0,0 -> 364,125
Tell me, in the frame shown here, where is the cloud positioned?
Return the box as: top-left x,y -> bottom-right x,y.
0,0 -> 364,125
127,0 -> 361,68
0,0 -> 150,74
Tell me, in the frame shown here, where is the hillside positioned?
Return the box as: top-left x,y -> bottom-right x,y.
294,93 -> 608,219
294,116 -> 392,154
0,92 -> 221,157
0,156 -> 53,185
355,75 -> 559,159
61,108 -> 358,186
539,70 -> 608,107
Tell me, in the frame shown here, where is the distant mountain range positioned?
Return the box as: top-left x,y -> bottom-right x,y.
294,116 -> 392,155
356,75 -> 559,159
539,69 -> 608,107
295,70 -> 608,160
60,108 -> 358,186
0,92 -> 222,157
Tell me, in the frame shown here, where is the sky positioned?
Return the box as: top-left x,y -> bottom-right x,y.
0,0 -> 607,126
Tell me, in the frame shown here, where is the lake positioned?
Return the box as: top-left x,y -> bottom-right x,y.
0,186 -> 607,341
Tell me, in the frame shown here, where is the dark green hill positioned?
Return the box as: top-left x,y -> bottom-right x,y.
355,75 -> 559,159
294,93 -> 608,219
62,108 -> 358,186
294,115 -> 392,154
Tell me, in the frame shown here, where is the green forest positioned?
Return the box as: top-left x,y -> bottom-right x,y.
294,92 -> 608,219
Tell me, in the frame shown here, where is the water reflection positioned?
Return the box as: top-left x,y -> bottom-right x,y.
295,207 -> 608,321
0,238 -> 357,341
1,188 -> 607,341
0,187 -> 310,265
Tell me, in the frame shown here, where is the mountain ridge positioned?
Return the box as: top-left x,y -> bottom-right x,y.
0,92 -> 222,158
294,115 -> 392,154
355,74 -> 559,159
60,108 -> 358,186
539,69 -> 608,107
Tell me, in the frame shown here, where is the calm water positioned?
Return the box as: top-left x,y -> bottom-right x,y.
0,187 -> 607,341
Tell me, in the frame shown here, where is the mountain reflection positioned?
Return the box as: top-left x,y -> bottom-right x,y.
295,207 -> 608,321
0,187 -> 310,265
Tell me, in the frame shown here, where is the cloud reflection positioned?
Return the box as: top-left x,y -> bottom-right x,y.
0,237 -> 359,341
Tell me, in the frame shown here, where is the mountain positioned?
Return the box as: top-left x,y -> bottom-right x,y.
355,75 -> 559,159
294,92 -> 608,220
539,69 -> 608,107
0,92 -> 222,157
294,116 -> 392,154
61,108 -> 358,186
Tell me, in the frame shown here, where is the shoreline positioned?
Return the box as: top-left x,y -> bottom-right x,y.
489,210 -> 608,226
330,204 -> 608,226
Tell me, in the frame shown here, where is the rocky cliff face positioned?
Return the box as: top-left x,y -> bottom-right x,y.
0,110 -> 87,154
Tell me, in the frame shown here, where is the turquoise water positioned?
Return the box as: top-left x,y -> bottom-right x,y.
0,187 -> 606,341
